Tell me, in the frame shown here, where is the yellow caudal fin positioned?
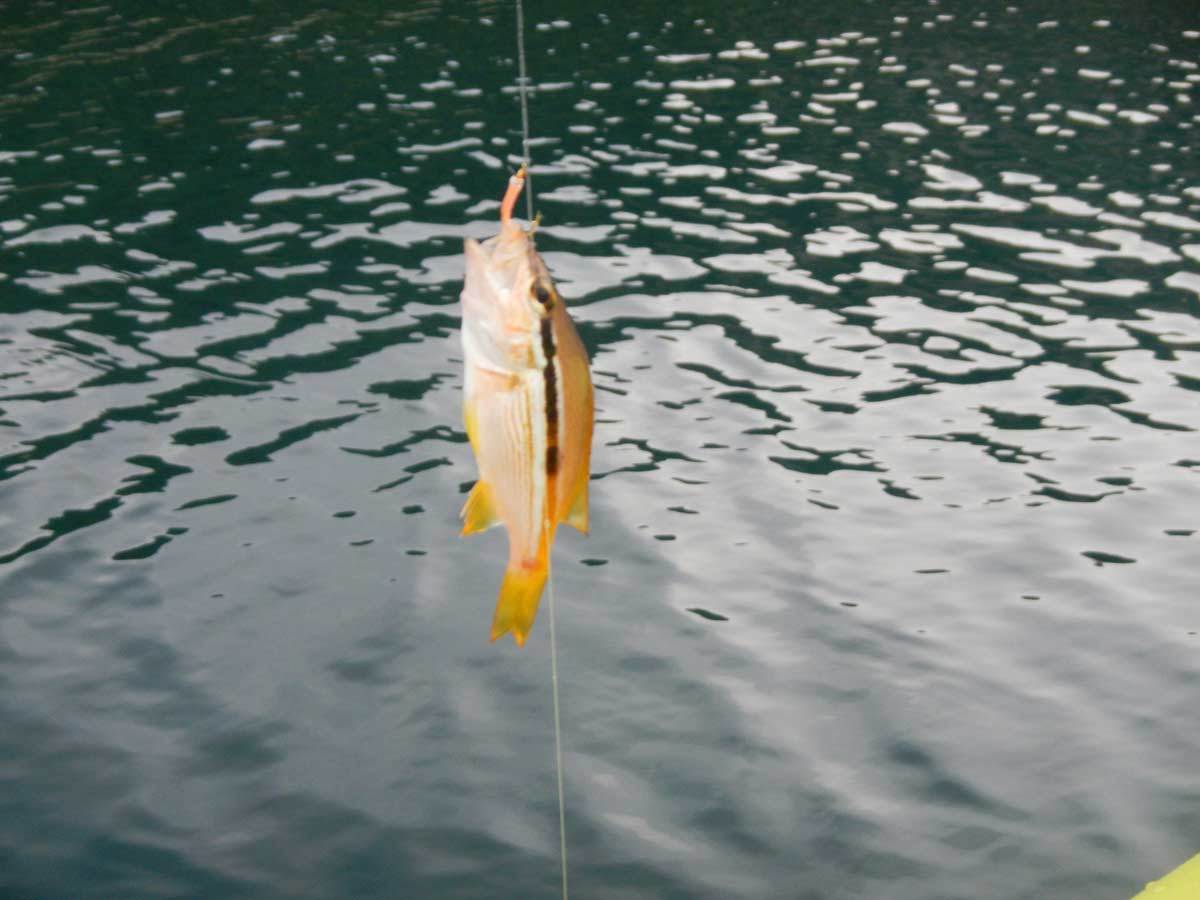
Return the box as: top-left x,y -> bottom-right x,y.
490,563 -> 548,647
565,483 -> 589,533
460,480 -> 500,536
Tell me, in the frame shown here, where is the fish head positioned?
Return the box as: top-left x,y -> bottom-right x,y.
461,221 -> 560,372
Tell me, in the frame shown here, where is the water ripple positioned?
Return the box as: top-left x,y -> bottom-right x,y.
2,3 -> 1199,899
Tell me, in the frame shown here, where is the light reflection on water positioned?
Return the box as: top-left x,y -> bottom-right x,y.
1,2 -> 1198,898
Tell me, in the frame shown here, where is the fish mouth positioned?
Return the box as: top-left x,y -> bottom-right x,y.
461,170 -> 558,328
477,167 -> 550,300
472,221 -> 548,306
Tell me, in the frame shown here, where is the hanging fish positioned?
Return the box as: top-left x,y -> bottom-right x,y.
459,168 -> 594,647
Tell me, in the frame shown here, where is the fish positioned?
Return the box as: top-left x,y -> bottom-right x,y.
459,168 -> 594,647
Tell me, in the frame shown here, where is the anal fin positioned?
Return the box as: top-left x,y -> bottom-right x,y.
565,483 -> 589,533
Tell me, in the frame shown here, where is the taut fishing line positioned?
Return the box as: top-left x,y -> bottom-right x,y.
514,0 -> 535,223
547,541 -> 568,900
514,2 -> 568,898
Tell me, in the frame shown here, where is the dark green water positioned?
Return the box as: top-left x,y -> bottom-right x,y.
2,1 -> 1198,898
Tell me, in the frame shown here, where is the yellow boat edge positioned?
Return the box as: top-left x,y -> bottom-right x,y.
1131,851 -> 1200,899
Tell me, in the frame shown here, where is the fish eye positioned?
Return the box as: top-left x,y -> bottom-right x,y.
533,284 -> 554,308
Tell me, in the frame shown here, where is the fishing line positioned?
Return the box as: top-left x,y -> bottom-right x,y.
516,1 -> 567,896
514,0 -> 535,223
546,553 -> 569,900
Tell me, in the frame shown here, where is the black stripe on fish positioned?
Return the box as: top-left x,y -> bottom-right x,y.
540,315 -> 559,478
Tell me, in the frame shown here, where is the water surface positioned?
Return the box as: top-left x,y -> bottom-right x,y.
2,1 -> 1198,898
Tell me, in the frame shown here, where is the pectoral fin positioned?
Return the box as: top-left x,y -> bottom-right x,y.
460,480 -> 500,535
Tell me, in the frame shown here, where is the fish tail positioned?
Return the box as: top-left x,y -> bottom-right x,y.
490,561 -> 547,648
